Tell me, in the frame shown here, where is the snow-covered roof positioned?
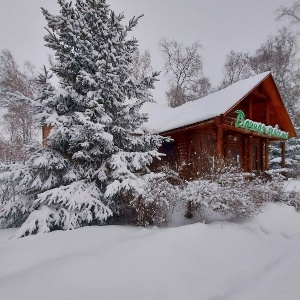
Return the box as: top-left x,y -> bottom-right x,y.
141,72 -> 271,134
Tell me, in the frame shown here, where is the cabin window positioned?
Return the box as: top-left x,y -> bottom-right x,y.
163,140 -> 177,157
161,140 -> 177,168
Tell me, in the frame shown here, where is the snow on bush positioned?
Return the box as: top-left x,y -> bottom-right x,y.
123,172 -> 180,227
280,180 -> 300,211
250,170 -> 285,203
180,165 -> 286,222
181,166 -> 256,220
281,191 -> 300,210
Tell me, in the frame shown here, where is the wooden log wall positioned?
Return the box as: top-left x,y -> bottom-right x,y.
167,128 -> 217,179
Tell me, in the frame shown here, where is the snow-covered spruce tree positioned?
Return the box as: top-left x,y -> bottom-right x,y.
269,126 -> 300,177
0,0 -> 166,236
285,126 -> 300,177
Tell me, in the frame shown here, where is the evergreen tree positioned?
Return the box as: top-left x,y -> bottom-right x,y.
270,126 -> 300,177
0,0 -> 165,237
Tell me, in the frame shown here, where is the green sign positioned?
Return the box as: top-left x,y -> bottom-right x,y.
235,110 -> 289,139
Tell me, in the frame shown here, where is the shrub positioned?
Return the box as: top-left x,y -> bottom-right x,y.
180,166 -> 260,221
250,170 -> 286,204
123,170 -> 180,227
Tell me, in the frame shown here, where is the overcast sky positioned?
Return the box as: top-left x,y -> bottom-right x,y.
0,0 -> 297,104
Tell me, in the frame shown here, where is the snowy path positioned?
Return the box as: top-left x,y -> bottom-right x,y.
0,203 -> 300,300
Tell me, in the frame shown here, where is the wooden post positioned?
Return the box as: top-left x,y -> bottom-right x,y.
216,126 -> 223,160
265,103 -> 270,170
215,117 -> 224,165
281,141 -> 286,168
265,139 -> 269,170
260,139 -> 264,172
242,136 -> 248,170
247,136 -> 252,172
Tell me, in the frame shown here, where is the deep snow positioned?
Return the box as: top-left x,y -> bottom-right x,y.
1,203 -> 300,300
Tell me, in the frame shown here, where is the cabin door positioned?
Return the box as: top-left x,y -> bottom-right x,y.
225,134 -> 243,168
226,147 -> 242,167
251,138 -> 262,172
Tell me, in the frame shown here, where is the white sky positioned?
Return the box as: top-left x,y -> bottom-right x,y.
0,0 -> 296,104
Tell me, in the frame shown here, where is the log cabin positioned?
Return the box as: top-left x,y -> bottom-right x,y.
140,72 -> 297,179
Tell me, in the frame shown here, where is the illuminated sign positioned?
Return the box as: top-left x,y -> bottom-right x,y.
235,110 -> 289,139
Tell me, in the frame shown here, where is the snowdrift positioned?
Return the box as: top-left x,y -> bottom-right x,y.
0,203 -> 300,300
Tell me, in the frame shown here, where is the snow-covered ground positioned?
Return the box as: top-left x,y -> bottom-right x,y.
1,203 -> 300,300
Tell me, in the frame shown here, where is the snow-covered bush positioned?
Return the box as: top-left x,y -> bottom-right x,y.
250,170 -> 285,204
124,175 -> 178,227
180,166 -> 259,221
179,165 -> 289,222
0,0 -> 166,237
251,171 -> 300,211
281,191 -> 300,211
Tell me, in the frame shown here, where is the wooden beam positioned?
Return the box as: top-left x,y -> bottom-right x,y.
281,141 -> 286,168
247,136 -> 252,172
265,139 -> 269,170
216,125 -> 223,160
242,136 -> 248,170
260,139 -> 264,172
160,119 -> 215,135
214,116 -> 224,162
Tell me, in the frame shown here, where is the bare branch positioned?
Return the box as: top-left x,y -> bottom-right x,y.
0,49 -> 38,163
159,38 -> 210,107
276,2 -> 300,26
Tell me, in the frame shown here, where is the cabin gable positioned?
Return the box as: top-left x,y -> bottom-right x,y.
155,73 -> 296,179
225,74 -> 296,138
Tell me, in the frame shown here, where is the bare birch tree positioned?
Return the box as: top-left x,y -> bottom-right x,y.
0,49 -> 37,163
276,1 -> 300,28
159,38 -> 211,107
132,49 -> 153,81
219,51 -> 252,89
